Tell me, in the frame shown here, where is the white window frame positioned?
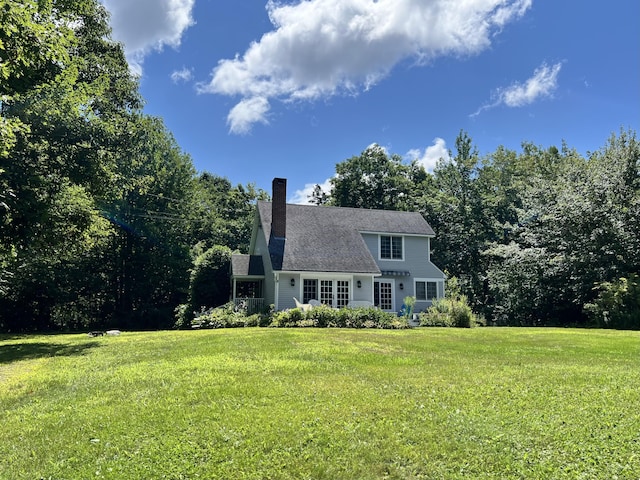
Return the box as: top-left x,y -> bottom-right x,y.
414,278 -> 441,301
379,235 -> 404,261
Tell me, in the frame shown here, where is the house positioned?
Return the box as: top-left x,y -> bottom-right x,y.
231,178 -> 446,313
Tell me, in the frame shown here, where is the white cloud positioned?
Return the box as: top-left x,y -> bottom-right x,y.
290,178 -> 333,205
102,0 -> 195,75
198,0 -> 532,133
406,137 -> 450,172
227,97 -> 271,135
471,62 -> 563,117
170,67 -> 193,83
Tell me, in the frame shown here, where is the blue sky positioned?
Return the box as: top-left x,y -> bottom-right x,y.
102,0 -> 639,203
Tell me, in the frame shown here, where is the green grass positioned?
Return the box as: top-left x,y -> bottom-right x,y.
1,328 -> 639,479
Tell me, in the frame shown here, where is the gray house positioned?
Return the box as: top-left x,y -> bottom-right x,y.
231,178 -> 446,313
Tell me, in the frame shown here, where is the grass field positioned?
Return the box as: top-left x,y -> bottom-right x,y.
1,328 -> 639,479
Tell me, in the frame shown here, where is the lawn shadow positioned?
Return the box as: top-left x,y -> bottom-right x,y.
0,341 -> 101,364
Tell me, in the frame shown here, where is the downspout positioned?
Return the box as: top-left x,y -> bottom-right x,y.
274,272 -> 279,311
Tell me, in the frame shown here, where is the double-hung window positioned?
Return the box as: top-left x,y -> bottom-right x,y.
380,235 -> 403,260
415,280 -> 438,301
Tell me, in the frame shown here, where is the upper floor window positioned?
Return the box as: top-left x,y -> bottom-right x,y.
380,235 -> 403,260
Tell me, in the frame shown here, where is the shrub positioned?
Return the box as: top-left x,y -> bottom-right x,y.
270,307 -> 305,328
419,275 -> 485,328
419,298 -> 454,327
269,306 -> 408,329
306,305 -> 337,327
419,295 -> 484,328
402,296 -> 416,319
585,274 -> 640,329
174,303 -> 190,328
188,303 -> 410,330
191,302 -> 269,329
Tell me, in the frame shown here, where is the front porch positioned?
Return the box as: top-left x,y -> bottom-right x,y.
231,254 -> 266,314
233,297 -> 265,314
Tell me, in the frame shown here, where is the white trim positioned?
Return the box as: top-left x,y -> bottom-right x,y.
278,270 -> 378,276
299,272 -> 353,281
360,230 -> 435,238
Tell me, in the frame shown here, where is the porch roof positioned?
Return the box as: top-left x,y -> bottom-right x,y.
231,254 -> 265,277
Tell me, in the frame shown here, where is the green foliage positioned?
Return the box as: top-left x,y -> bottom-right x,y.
424,131 -> 488,307
2,8 -> 638,335
585,274 -> 640,329
402,295 -> 416,319
187,174 -> 267,252
0,0 -> 75,97
190,302 -> 266,329
484,129 -> 640,326
420,276 -> 484,327
419,295 -> 482,328
270,306 -> 408,329
330,143 -> 425,210
188,245 -> 232,315
0,2 -> 262,333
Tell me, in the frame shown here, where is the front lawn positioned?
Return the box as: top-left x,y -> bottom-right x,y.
1,328 -> 638,479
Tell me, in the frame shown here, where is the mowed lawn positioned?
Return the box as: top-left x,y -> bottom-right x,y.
1,328 -> 639,479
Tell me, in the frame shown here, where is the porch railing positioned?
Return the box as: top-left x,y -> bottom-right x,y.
234,297 -> 265,314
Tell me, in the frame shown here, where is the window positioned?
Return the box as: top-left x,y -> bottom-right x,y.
303,279 -> 317,303
415,281 -> 438,301
374,281 -> 393,310
380,235 -> 403,260
236,281 -> 262,298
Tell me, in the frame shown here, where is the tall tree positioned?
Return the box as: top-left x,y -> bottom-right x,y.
422,131 -> 488,306
187,174 -> 267,253
97,114 -> 195,329
485,129 -> 639,325
330,144 -> 420,210
0,0 -> 140,331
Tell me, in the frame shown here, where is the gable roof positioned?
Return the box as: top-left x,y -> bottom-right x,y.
231,254 -> 265,277
257,201 -> 434,274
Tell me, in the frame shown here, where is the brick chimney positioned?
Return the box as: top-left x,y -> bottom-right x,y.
271,177 -> 287,239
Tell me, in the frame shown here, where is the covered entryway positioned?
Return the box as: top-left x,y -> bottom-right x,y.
231,255 -> 265,314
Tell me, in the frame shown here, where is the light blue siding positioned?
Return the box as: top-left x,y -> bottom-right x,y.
253,229 -> 275,307
362,233 -> 445,312
277,273 -> 298,310
352,275 -> 373,302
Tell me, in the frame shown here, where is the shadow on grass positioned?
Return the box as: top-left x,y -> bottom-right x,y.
0,341 -> 100,364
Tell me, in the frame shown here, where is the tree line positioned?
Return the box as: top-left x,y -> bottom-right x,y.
1,0 -> 638,331
315,131 -> 639,328
0,0 -> 265,331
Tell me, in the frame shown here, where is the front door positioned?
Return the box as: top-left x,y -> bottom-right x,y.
374,280 -> 394,311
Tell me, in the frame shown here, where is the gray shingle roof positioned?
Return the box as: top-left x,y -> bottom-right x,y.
231,254 -> 265,277
257,201 -> 434,274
